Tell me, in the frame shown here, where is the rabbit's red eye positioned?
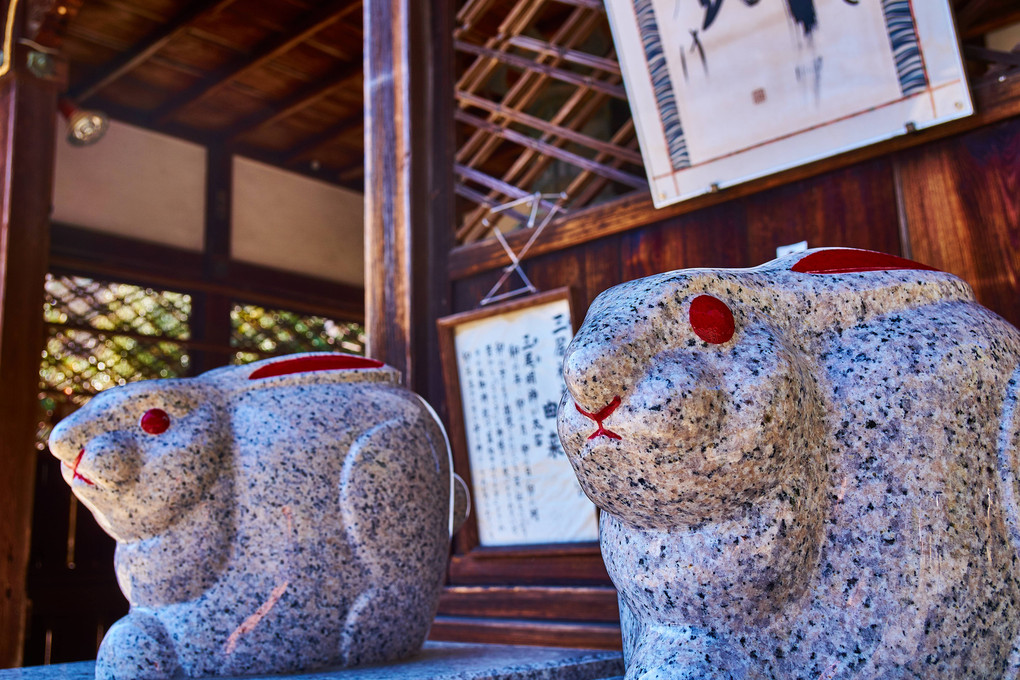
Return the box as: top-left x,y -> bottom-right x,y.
140,408 -> 171,435
689,295 -> 735,344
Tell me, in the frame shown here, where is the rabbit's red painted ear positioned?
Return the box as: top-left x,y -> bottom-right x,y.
140,408 -> 171,435
689,295 -> 735,344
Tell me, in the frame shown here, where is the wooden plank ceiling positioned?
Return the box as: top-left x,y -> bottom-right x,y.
53,0 -> 365,190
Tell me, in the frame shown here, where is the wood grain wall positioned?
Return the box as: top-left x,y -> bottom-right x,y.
452,156 -> 906,322
453,119 -> 1019,331
898,118 -> 1020,327
434,113 -> 1020,648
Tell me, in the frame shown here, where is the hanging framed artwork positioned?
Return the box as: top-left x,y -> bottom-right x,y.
605,0 -> 973,207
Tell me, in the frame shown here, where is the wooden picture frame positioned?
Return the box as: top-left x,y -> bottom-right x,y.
607,0 -> 973,207
437,287 -> 611,585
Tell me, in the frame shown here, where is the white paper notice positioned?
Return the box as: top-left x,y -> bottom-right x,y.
454,298 -> 599,547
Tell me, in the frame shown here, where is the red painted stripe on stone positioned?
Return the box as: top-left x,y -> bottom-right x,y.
248,355 -> 384,380
791,249 -> 939,275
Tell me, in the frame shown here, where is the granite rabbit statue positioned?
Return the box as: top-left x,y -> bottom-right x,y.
49,353 -> 469,680
557,248 -> 1020,680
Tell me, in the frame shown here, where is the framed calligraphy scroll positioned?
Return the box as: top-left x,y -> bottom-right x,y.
606,0 -> 972,207
438,288 -> 599,550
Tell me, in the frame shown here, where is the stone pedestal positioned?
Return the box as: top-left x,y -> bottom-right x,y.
0,643 -> 624,680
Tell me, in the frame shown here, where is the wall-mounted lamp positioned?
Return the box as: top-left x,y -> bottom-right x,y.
58,97 -> 109,147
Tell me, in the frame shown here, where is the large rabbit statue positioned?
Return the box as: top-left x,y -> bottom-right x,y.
558,248 -> 1020,680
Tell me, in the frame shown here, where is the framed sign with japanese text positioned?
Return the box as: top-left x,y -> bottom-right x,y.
606,0 -> 973,207
437,288 -> 599,550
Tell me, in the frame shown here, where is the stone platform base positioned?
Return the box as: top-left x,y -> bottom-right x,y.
0,642 -> 624,680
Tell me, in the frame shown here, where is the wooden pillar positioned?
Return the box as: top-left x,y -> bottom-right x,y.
190,145 -> 234,374
0,39 -> 63,667
364,0 -> 454,404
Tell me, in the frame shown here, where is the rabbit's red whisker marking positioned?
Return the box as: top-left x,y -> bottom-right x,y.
576,396 -> 623,440
71,449 -> 94,486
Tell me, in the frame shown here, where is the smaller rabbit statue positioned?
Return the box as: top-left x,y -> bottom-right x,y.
49,352 -> 469,680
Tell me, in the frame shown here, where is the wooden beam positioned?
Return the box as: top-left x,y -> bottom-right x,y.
454,39 -> 628,101
281,111 -> 362,166
70,0 -> 234,102
49,222 -> 365,320
454,109 -> 646,188
227,61 -> 361,143
26,0 -> 84,50
0,43 -> 63,668
154,0 -> 361,125
190,145 -> 234,373
552,0 -> 604,9
364,0 -> 454,402
964,8 -> 1020,39
957,0 -> 1020,39
456,90 -> 643,165
965,45 -> 1020,68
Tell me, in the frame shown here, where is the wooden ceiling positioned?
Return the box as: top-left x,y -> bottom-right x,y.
46,0 -> 365,190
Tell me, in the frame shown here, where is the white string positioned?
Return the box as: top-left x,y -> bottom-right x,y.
479,192 -> 566,306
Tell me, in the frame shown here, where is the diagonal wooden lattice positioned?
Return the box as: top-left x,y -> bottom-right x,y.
44,275 -> 191,342
38,277 -> 367,445
454,0 -> 647,245
230,303 -> 366,364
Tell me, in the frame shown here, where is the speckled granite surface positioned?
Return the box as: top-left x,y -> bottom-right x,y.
47,353 -> 469,679
557,249 -> 1020,679
0,643 -> 624,680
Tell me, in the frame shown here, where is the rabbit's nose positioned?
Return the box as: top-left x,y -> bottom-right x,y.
575,396 -> 623,441
48,418 -> 82,463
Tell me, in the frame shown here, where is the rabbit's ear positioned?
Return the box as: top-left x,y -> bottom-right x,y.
209,353 -> 401,399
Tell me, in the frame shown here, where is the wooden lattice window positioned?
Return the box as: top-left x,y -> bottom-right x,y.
230,303 -> 366,364
454,0 -> 647,245
38,274 -> 193,444
38,277 -> 368,432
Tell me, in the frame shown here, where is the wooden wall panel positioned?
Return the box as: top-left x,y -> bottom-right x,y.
620,201 -> 748,282
430,617 -> 622,650
897,118 -> 1020,328
580,238 -> 624,311
438,586 -> 619,623
744,158 -> 903,265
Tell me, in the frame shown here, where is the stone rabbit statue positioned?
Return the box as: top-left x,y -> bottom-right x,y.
49,353 -> 469,679
558,248 -> 1020,679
